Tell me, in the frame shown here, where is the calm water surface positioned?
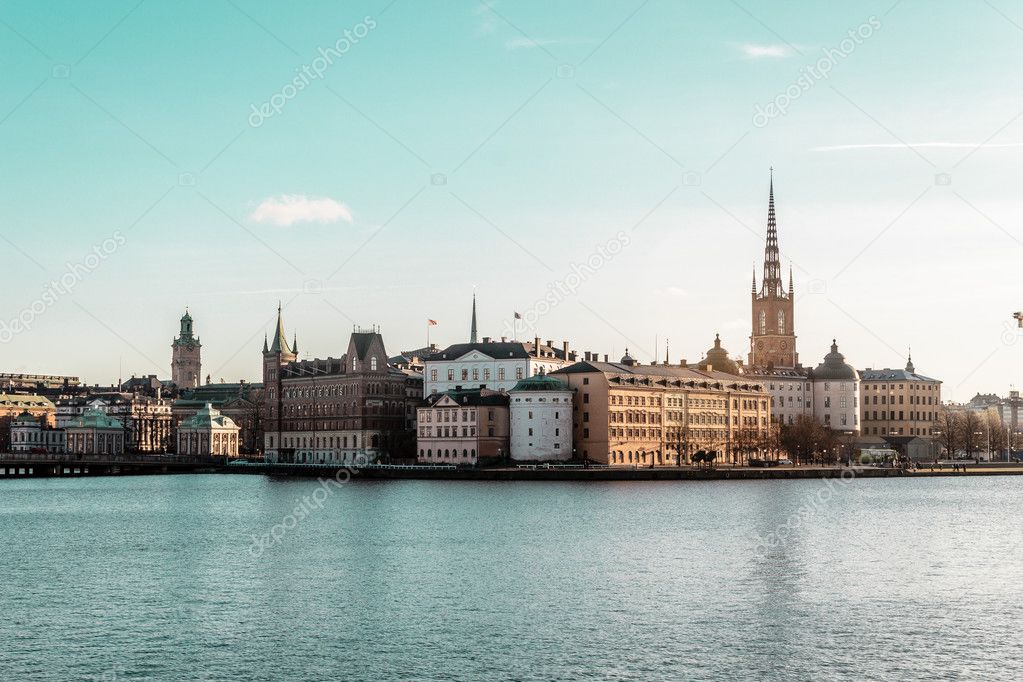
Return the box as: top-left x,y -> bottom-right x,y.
2,474 -> 1022,681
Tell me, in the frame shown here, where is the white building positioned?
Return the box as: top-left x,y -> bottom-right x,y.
745,367 -> 813,426
9,412 -> 65,453
424,337 -> 576,396
177,403 -> 240,457
508,371 -> 573,461
811,340 -> 860,435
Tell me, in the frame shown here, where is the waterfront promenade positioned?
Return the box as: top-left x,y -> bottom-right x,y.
4,451 -> 1023,480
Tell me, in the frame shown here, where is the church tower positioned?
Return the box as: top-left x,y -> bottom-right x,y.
262,304 -> 298,440
171,309 -> 201,388
749,170 -> 797,369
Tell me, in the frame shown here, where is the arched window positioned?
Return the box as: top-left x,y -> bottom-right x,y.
777,310 -> 785,334
758,310 -> 766,335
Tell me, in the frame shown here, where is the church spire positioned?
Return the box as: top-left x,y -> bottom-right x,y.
761,167 -> 782,297
470,293 -> 478,343
751,265 -> 757,294
906,346 -> 915,374
789,264 -> 794,295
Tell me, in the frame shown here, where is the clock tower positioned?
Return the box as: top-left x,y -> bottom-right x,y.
749,170 -> 797,369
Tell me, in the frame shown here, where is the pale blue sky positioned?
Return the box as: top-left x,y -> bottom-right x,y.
2,0 -> 1023,400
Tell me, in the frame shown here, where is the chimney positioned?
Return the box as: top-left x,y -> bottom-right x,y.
483,336 -> 491,343
562,341 -> 569,360
680,359 -> 687,367
584,352 -> 590,362
546,340 -> 552,348
604,354 -> 609,363
501,336 -> 507,342
535,337 -> 541,358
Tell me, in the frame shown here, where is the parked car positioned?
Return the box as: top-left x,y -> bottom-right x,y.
776,457 -> 792,466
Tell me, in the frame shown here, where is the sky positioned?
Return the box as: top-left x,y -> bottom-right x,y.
2,0 -> 1023,401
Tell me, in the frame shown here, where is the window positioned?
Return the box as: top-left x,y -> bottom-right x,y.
516,367 -> 523,379
448,369 -> 455,381
431,370 -> 437,381
371,357 -> 377,371
498,368 -> 505,381
777,310 -> 785,334
461,369 -> 468,381
483,369 -> 491,381
758,310 -> 766,334
473,368 -> 479,380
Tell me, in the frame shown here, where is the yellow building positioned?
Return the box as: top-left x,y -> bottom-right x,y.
552,342 -> 771,466
859,356 -> 941,438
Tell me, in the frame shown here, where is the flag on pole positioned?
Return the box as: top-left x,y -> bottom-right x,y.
427,319 -> 437,326
514,312 -> 522,319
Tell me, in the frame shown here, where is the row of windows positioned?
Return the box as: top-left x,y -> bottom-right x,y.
420,426 -> 477,438
866,394 -> 935,405
420,449 -> 477,459
430,367 -> 522,382
864,411 -> 936,422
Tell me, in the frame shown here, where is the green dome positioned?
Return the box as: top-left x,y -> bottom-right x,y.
510,373 -> 569,392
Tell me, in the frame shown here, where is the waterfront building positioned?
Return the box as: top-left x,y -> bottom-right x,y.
176,403 -> 240,457
810,340 -> 860,435
859,355 -> 942,437
173,380 -> 263,453
9,412 -> 65,453
508,371 -> 573,461
261,306 -> 420,464
0,394 -> 56,451
65,409 -> 125,455
416,388 -> 510,465
57,394 -> 171,453
171,309 -> 202,389
551,345 -> 772,466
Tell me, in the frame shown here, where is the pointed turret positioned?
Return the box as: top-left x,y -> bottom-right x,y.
262,333 -> 268,353
292,333 -> 298,355
268,303 -> 292,355
789,265 -> 794,296
470,293 -> 478,344
906,347 -> 915,374
751,266 -> 757,294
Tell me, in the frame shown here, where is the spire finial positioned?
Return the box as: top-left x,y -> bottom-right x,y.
470,292 -> 478,344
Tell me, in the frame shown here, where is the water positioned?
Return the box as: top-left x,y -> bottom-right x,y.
1,473 -> 1022,681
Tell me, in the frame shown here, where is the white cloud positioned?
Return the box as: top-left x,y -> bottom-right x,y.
249,195 -> 353,226
739,43 -> 793,59
813,141 -> 1023,152
505,37 -> 558,50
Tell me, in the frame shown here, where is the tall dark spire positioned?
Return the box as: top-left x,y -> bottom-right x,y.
470,293 -> 478,343
751,265 -> 757,294
760,167 -> 782,297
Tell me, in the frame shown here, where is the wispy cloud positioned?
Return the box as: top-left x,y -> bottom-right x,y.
249,195 -> 353,226
738,43 -> 794,59
505,36 -> 558,50
813,141 -> 1023,152
473,1 -> 498,36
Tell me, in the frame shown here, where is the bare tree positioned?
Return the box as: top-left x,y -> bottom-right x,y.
986,408 -> 1007,457
669,425 -> 691,466
959,410 -> 984,459
934,409 -> 961,459
780,415 -> 836,464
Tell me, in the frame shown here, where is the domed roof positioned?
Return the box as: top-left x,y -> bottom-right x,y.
620,348 -> 636,366
510,370 -> 570,393
812,339 -> 858,381
696,334 -> 740,375
12,411 -> 38,424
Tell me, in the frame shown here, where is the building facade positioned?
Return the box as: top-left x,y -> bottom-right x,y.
171,309 -> 202,389
810,340 -> 860,435
508,372 -> 573,461
57,394 -> 172,453
0,394 -> 56,451
552,352 -> 772,466
262,307 -> 420,464
177,403 -> 241,457
173,381 -> 263,454
425,338 -> 576,395
9,412 -> 65,453
65,409 -> 125,455
859,356 -> 942,437
416,388 -> 510,465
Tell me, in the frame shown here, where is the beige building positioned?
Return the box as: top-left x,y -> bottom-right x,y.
859,356 -> 941,438
552,345 -> 772,466
416,388 -> 510,465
